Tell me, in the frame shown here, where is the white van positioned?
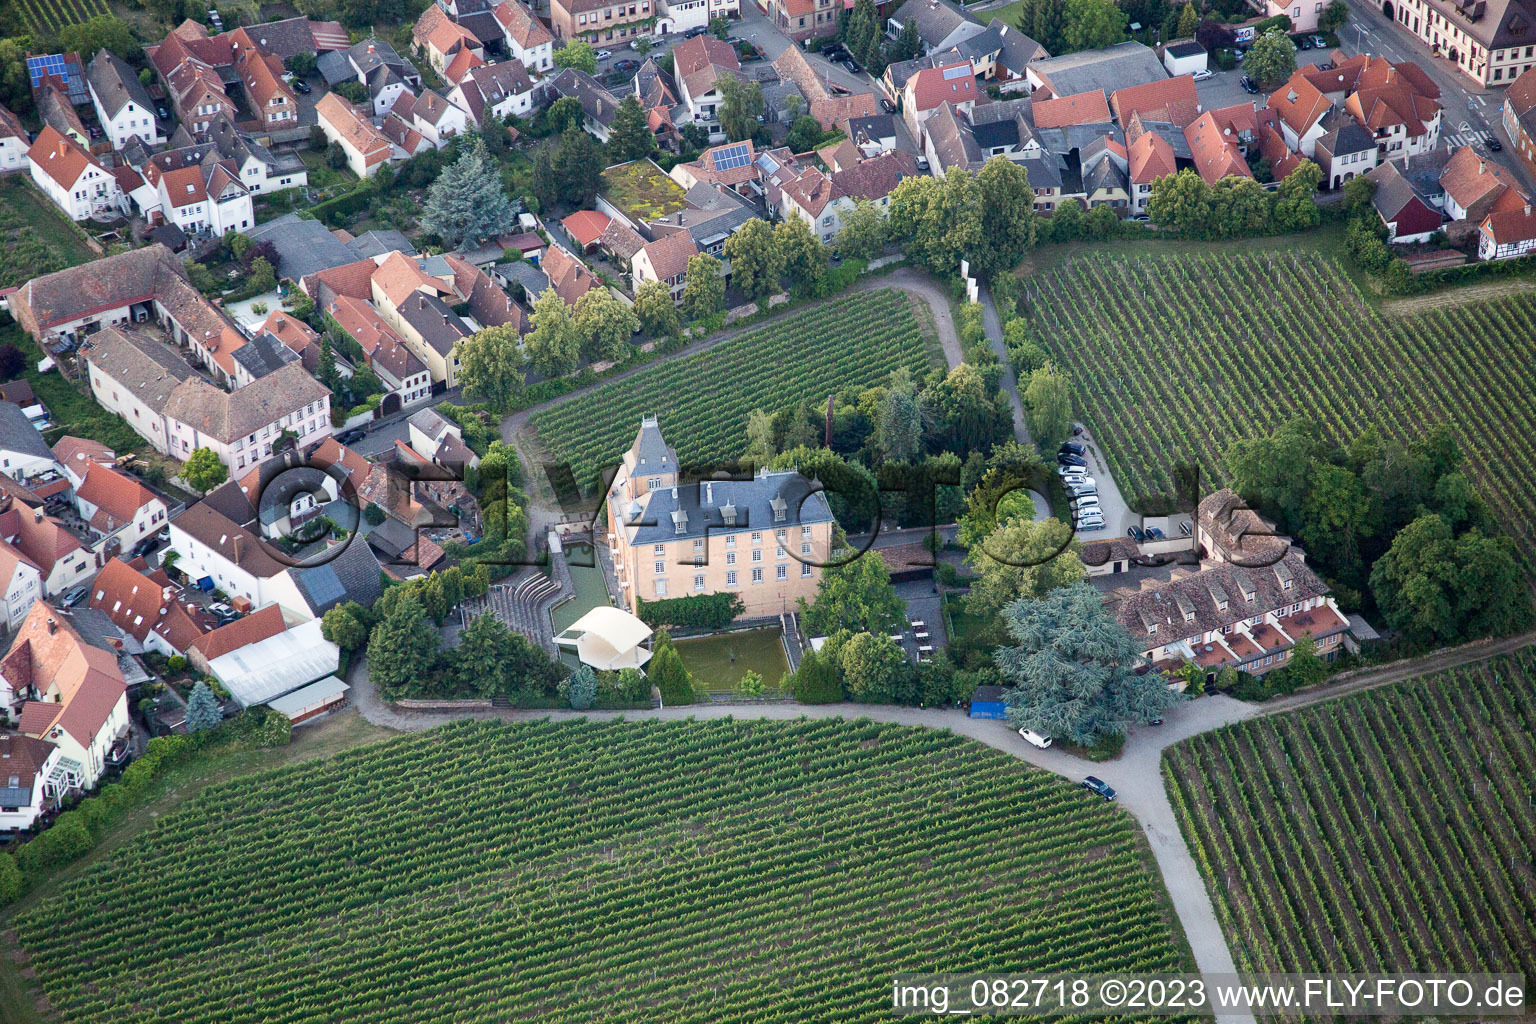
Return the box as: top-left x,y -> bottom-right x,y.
1019,728 -> 1053,749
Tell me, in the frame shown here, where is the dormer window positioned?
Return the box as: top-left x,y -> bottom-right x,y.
1184,610 -> 1195,623
1147,623 -> 1157,635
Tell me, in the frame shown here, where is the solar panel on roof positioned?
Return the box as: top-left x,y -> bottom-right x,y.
298,565 -> 346,608
27,54 -> 68,88
713,142 -> 751,170
757,153 -> 779,173
942,64 -> 970,81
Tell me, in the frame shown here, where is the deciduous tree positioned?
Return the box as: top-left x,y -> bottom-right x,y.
633,279 -> 681,337
975,156 -> 1038,277
524,288 -> 583,377
680,253 -> 725,319
183,448 -> 227,493
801,551 -> 904,636
553,41 -> 598,74
887,171 -> 982,275
773,214 -> 825,291
1023,365 -> 1073,449
575,286 -> 640,363
835,199 -> 886,259
965,516 -> 1084,619
1245,28 -> 1296,89
723,217 -> 781,299
718,73 -> 765,142
1062,0 -> 1128,51
458,324 -> 527,412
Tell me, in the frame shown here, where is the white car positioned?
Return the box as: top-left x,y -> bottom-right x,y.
1019,728 -> 1053,749
1067,477 -> 1096,493
1192,68 -> 1214,81
596,49 -> 613,59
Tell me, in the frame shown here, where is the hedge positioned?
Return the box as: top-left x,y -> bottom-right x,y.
636,592 -> 744,630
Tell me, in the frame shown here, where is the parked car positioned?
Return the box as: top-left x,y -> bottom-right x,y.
1240,75 -> 1259,94
1145,526 -> 1165,540
1077,519 -> 1107,532
1019,728 -> 1053,749
157,104 -> 171,119
1180,520 -> 1194,536
684,25 -> 709,37
1192,67 -> 1213,81
1148,717 -> 1164,726
1060,441 -> 1086,456
1310,34 -> 1328,46
843,59 -> 860,74
1488,135 -> 1504,151
821,42 -> 847,56
1058,463 -> 1084,477
1057,453 -> 1086,468
881,97 -> 895,113
1127,525 -> 1145,542
595,48 -> 613,59
61,585 -> 89,607
292,79 -> 311,93
614,59 -> 640,73
1082,776 -> 1117,801
336,427 -> 366,444
1317,61 -> 1334,70
1295,35 -> 1313,48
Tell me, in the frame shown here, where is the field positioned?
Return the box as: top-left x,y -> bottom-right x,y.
532,289 -> 936,489
0,178 -> 96,289
674,628 -> 790,689
14,0 -> 111,36
1165,649 -> 1536,978
13,718 -> 1192,1024
1023,250 -> 1536,568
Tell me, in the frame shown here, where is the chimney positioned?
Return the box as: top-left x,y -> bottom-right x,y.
706,481 -> 713,503
33,509 -> 42,524
47,617 -> 56,634
1527,203 -> 1532,216
233,534 -> 245,562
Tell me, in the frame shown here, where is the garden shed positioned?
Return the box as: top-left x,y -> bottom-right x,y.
968,685 -> 1008,719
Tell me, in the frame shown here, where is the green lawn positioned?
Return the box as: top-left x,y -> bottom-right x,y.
0,177 -> 96,289
599,159 -> 688,221
2,323 -> 150,455
674,628 -> 790,690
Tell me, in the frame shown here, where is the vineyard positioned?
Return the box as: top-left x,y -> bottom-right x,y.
1165,649 -> 1536,978
1023,251 -> 1536,569
14,718 -> 1193,1024
531,289 -> 936,489
16,0 -> 110,36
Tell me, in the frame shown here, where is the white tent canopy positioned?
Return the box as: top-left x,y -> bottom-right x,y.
209,619 -> 340,707
554,606 -> 653,671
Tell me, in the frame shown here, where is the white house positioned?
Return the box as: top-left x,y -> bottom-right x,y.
493,0 -> 555,73
6,601 -> 130,791
64,460 -> 170,554
150,162 -> 254,237
448,61 -> 536,123
0,401 -> 64,487
0,732 -> 61,832
1162,41 -> 1207,77
161,363 -> 333,475
0,104 -> 28,174
26,126 -> 126,222
316,92 -> 394,178
397,89 -> 473,148
1479,203 -> 1536,260
202,116 -> 309,195
167,504 -> 313,617
86,51 -> 165,149
0,548 -> 43,630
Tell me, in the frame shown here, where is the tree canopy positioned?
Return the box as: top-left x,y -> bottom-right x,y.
553,41 -> 598,74
458,324 -> 526,412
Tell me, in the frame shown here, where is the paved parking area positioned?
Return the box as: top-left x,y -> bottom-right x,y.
1064,422 -> 1137,543
1193,47 -> 1335,111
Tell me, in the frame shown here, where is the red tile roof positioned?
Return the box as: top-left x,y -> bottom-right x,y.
1185,109 -> 1252,184
561,209 -> 613,247
1128,129 -> 1176,184
1110,74 -> 1201,129
188,603 -> 288,661
1032,88 -> 1111,128
6,600 -> 125,749
75,463 -> 161,533
26,126 -> 102,190
90,557 -> 213,651
905,62 -> 977,114
1482,202 -> 1536,245
1268,74 -> 1331,137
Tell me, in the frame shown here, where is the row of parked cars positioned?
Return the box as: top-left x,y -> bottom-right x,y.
1057,442 -> 1105,532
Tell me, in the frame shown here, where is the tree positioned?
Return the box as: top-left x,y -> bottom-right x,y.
0,344 -> 24,381
1210,174 -> 1271,237
0,38 -> 34,117
876,373 -> 923,464
1245,28 -> 1297,89
774,215 -> 825,292
924,362 -> 1012,454
996,582 -> 1181,744
709,15 -> 731,37
575,287 -> 640,363
723,217 -> 781,300
367,593 -> 442,699
1195,17 -> 1235,52
835,200 -> 886,259
746,407 -> 777,463
1147,168 -> 1213,234
1278,635 -> 1329,690
633,279 -> 681,337
544,95 -> 587,135
1272,160 -> 1323,231
59,15 -> 141,62
524,288 -> 583,378
553,126 -> 604,206
1175,1 -> 1199,37
718,73 -> 766,142
248,256 -> 276,295
608,95 -> 656,162
530,144 -> 558,210
422,138 -> 515,248
1062,0 -> 1128,51
452,613 -> 521,697
1342,173 -> 1376,215
786,114 -> 823,153
559,664 -> 599,709
1319,0 -> 1349,31
553,40 -> 598,74
648,632 -> 696,705
1224,416 -> 1322,531
801,551 -> 904,636
1369,514 -> 1532,644
680,253 -> 725,320
974,157 -> 1038,277
183,448 -> 227,493
458,324 -> 526,412
289,51 -> 318,78
789,646 -> 843,703
1023,365 -> 1073,449
185,681 -> 222,732
965,516 -> 1084,619
737,668 -> 765,696
839,631 -> 910,702
887,171 -> 982,275
321,604 -> 369,651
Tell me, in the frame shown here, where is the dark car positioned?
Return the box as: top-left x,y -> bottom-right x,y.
881,97 -> 895,112
843,59 -> 860,74
614,58 -> 640,72
61,585 -> 89,608
1058,453 -> 1087,468
1294,35 -> 1313,48
292,78 -> 312,93
1488,135 -> 1504,151
1145,526 -> 1165,540
1060,440 -> 1085,456
1239,75 -> 1259,94
821,42 -> 847,56
1127,525 -> 1145,542
336,427 -> 367,445
685,25 -> 709,37
1082,776 -> 1117,801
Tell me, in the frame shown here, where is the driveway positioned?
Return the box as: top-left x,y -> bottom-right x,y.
1065,420 -> 1138,540
1192,46 -> 1334,110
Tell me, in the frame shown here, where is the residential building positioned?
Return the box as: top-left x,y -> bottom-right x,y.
194,115 -> 309,194
673,35 -> 741,135
449,60 -> 537,123
234,43 -> 299,132
544,68 -> 623,140
494,0 -> 556,73
161,364 -> 333,474
1478,200 -> 1536,257
12,244 -> 217,347
1341,60 -> 1442,160
0,498 -> 96,599
408,408 -> 480,470
0,104 -> 28,173
539,243 -> 601,307
631,230 -> 699,298
89,556 -> 215,657
1366,159 -> 1444,241
0,547 -> 43,630
389,89 -> 473,148
85,51 -> 164,148
1162,40 -> 1208,76
26,127 -> 125,222
777,149 -> 915,243
61,458 -> 169,554
414,3 -> 486,76
327,295 -> 434,410
81,328 -> 196,455
1438,143 -> 1528,221
4,600 -> 130,789
551,0 -> 657,44
605,417 -> 836,618
330,38 -> 423,116
229,332 -> 303,389
1314,120 -> 1379,188
1185,109 -> 1252,184
1267,0 -> 1327,32
885,0 -> 991,55
772,47 -> 882,128
316,93 -> 394,178
1126,124 -> 1176,212
760,0 -> 839,42
1502,66 -> 1536,176
1110,74 -> 1202,129
37,82 -> 88,148
901,61 -> 978,139
1366,0 -> 1536,86
144,159 -> 254,236
0,732 -> 63,832
1032,89 -> 1112,128
1268,75 -> 1332,156
0,402 -> 64,489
